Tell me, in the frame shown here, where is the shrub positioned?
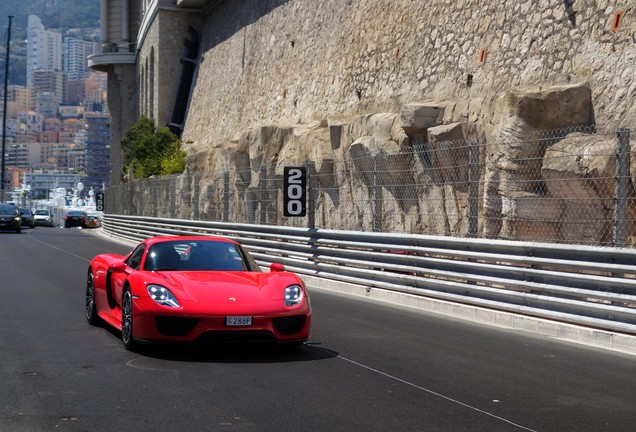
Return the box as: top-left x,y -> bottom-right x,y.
121,117 -> 186,179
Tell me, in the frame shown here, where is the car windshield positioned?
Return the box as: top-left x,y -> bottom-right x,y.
0,204 -> 17,213
68,211 -> 86,217
19,208 -> 31,215
34,210 -> 50,216
143,240 -> 260,272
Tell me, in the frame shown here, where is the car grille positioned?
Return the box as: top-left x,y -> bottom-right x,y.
155,316 -> 198,337
273,315 -> 306,335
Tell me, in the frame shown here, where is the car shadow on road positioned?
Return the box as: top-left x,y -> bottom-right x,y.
97,323 -> 338,363
137,341 -> 339,364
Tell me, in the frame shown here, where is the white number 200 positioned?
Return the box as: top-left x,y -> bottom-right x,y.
285,167 -> 306,217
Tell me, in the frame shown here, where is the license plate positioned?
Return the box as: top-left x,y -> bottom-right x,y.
226,316 -> 252,326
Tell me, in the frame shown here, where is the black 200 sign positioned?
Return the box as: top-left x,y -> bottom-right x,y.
283,167 -> 307,217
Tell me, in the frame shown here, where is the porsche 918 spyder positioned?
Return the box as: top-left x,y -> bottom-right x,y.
86,236 -> 311,350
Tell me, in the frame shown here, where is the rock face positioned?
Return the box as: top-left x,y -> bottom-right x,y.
135,80 -> 634,246
113,1 -> 636,246
109,81 -> 632,246
542,133 -> 636,244
484,82 -> 595,240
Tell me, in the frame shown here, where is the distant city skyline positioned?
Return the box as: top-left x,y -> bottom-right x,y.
1,13 -> 109,193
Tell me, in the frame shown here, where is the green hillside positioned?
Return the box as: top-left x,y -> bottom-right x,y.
0,0 -> 100,34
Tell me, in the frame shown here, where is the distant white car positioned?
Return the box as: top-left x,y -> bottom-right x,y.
33,209 -> 55,227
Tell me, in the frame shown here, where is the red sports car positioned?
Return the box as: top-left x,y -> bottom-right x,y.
85,236 -> 311,350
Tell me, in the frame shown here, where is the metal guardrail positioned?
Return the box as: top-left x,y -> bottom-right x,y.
102,214 -> 636,335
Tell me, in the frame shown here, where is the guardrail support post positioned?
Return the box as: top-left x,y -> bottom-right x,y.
468,142 -> 480,238
614,128 -> 630,247
307,161 -> 316,229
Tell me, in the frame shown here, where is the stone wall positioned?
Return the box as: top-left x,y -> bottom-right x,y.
129,0 -> 636,244
181,0 -> 635,152
138,8 -> 203,128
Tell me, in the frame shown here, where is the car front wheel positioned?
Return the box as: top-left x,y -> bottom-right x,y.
121,287 -> 136,350
86,270 -> 100,325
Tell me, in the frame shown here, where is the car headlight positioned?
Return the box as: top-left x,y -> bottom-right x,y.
284,284 -> 304,307
147,285 -> 180,308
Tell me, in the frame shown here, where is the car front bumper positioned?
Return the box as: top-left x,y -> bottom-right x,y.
131,297 -> 311,344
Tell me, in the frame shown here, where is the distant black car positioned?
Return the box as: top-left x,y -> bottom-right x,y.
64,210 -> 88,228
0,204 -> 21,233
18,207 -> 36,229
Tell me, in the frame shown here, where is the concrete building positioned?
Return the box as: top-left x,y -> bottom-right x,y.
5,143 -> 42,169
24,171 -> 81,200
32,92 -> 58,119
59,105 -> 84,118
59,118 -> 84,143
67,72 -> 108,109
7,85 -> 32,112
16,111 -> 43,134
31,70 -> 67,116
83,113 -> 110,189
63,37 -> 98,81
26,15 -> 63,89
39,141 -> 85,173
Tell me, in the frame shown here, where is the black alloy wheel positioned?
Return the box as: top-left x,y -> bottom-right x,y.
86,270 -> 100,325
121,286 -> 136,350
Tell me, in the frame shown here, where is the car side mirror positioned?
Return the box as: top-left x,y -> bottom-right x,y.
270,262 -> 285,272
109,261 -> 126,272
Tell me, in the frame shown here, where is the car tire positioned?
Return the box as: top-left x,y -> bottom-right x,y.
121,286 -> 137,351
15,226 -> 21,233
86,269 -> 100,326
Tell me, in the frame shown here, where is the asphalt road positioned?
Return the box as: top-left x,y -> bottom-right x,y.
1,227 -> 635,431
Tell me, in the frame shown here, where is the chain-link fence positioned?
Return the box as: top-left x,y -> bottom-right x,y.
106,126 -> 634,247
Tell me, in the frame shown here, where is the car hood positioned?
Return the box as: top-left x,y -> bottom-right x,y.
150,271 -> 303,311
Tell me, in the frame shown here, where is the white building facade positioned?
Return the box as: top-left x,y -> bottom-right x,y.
26,15 -> 63,88
64,37 -> 98,81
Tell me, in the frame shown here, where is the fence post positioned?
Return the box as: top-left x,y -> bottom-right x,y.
307,161 -> 316,229
192,173 -> 200,220
223,171 -> 230,222
373,158 -> 382,232
260,165 -> 267,224
613,128 -> 630,247
468,142 -> 480,238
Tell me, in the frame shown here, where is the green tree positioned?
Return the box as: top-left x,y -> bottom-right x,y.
121,117 -> 186,180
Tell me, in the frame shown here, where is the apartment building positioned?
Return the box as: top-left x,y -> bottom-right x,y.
26,15 -> 63,88
63,37 -> 98,80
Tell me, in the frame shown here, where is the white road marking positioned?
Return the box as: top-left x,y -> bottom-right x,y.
317,347 -> 538,431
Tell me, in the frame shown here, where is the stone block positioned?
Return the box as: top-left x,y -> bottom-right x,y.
400,102 -> 447,134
